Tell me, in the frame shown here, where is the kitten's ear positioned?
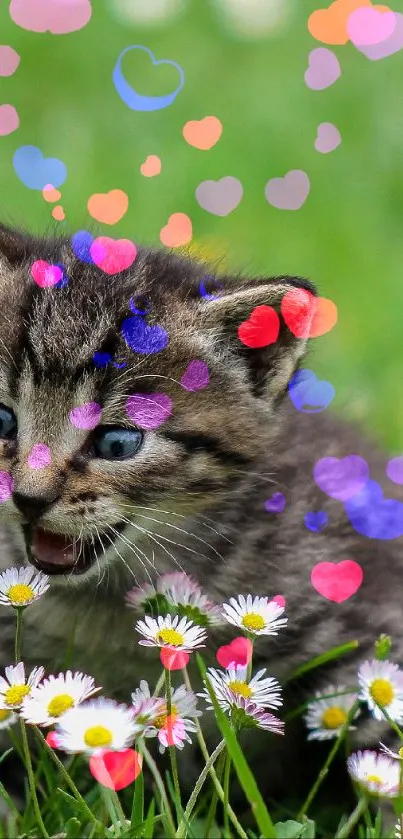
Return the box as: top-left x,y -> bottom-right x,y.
0,224 -> 26,266
198,275 -> 317,401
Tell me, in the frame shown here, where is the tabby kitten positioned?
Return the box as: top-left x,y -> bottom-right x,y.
0,223 -> 401,805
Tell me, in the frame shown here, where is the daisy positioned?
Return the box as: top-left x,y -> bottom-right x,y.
54,697 -> 141,755
126,582 -> 157,611
304,686 -> 359,741
358,660 -> 403,722
0,566 -> 49,608
200,666 -> 282,711
225,692 -> 284,734
131,680 -> 166,734
347,750 -> 400,797
135,614 -> 207,651
0,708 -> 17,730
20,670 -> 101,726
221,594 -> 287,636
144,684 -> 202,752
0,662 -> 44,710
157,571 -> 223,627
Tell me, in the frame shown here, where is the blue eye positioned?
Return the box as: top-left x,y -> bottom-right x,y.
93,426 -> 143,460
0,405 -> 17,439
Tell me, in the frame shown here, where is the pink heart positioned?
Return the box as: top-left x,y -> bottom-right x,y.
271,594 -> 286,608
9,0 -> 92,35
30,260 -> 63,288
0,472 -> 13,502
265,170 -> 310,211
89,748 -> 142,790
0,46 -> 20,77
160,647 -> 190,671
353,11 -> 403,60
311,560 -> 363,603
27,444 -> 52,469
90,237 -> 137,275
125,393 -> 172,429
180,360 -> 210,391
315,122 -> 341,154
69,402 -> 102,430
347,8 -> 396,47
0,105 -> 19,136
216,637 -> 253,669
304,48 -> 341,91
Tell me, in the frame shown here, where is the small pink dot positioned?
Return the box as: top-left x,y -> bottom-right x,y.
27,444 -> 52,469
69,402 -> 102,430
0,46 -> 20,77
0,471 -> 13,502
126,393 -> 172,429
0,104 -> 19,136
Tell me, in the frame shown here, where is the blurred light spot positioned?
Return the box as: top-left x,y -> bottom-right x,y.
212,0 -> 293,39
108,0 -> 185,26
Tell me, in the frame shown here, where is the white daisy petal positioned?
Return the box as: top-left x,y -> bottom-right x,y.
0,708 -> 18,730
140,684 -> 201,753
199,666 -> 282,711
0,662 -> 45,710
135,613 -> 207,651
21,670 -> 101,726
347,750 -> 400,797
304,685 -> 359,741
54,697 -> 141,755
358,660 -> 403,723
221,594 -> 287,636
0,566 -> 49,607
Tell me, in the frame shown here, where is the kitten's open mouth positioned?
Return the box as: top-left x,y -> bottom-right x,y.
22,524 -> 126,576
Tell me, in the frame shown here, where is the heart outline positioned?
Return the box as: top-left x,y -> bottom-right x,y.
113,45 -> 185,112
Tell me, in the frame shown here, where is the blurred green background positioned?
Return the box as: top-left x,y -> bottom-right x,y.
0,0 -> 402,451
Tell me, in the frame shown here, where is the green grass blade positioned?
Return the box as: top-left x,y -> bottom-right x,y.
144,799 -> 155,839
285,641 -> 359,683
130,763 -> 144,834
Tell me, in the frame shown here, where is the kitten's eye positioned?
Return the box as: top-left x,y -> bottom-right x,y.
0,404 -> 17,439
92,426 -> 143,460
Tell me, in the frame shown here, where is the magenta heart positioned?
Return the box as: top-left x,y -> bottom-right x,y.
69,402 -> 102,430
89,748 -> 142,790
30,260 -> 63,288
351,10 -> 403,60
311,560 -> 363,603
90,237 -> 137,275
216,637 -> 253,669
0,471 -> 13,502
315,122 -> 341,154
126,392 -> 172,429
265,170 -> 310,211
27,443 -> 52,469
304,48 -> 341,91
347,7 -> 396,47
180,360 -> 210,391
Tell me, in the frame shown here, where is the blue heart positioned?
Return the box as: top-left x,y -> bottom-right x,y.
13,145 -> 67,190
71,230 -> 94,264
53,263 -> 69,289
93,352 -> 112,369
344,479 -> 403,540
304,511 -> 328,532
113,45 -> 185,112
288,368 -> 335,413
121,315 -> 169,355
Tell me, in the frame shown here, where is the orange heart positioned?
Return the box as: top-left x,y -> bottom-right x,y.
140,154 -> 161,177
52,205 -> 65,221
308,0 -> 390,45
42,185 -> 61,202
87,189 -> 128,225
183,116 -> 222,150
160,212 -> 192,248
281,289 -> 338,338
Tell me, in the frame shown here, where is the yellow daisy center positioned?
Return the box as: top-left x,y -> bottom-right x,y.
156,628 -> 184,647
7,584 -> 35,605
321,707 -> 348,729
154,704 -> 178,729
241,612 -> 265,632
369,678 -> 394,707
4,684 -> 30,706
84,725 -> 113,748
228,680 -> 252,699
0,709 -> 12,722
47,694 -> 75,718
366,774 -> 382,786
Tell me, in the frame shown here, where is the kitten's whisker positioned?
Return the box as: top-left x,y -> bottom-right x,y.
104,526 -> 148,584
119,516 -> 213,565
118,502 -> 233,543
118,509 -> 224,561
121,518 -> 185,572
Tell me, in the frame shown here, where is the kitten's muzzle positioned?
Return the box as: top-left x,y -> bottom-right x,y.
22,523 -> 126,576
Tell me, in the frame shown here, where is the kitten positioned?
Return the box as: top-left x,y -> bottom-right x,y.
0,223 -> 401,808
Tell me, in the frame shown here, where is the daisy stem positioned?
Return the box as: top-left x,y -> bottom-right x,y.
33,728 -> 102,830
19,719 -> 49,839
246,639 -> 254,682
223,751 -> 232,838
297,698 -> 361,820
182,668 -> 248,839
335,796 -> 367,838
204,750 -> 226,839
165,668 -> 182,822
14,607 -> 23,664
141,743 -> 176,837
377,703 -> 403,742
175,739 -> 226,839
154,670 -> 166,696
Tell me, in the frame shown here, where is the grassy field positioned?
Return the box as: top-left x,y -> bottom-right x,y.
0,0 -> 402,449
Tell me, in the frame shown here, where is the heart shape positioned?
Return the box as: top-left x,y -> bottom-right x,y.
113,45 -> 185,112
347,7 -> 396,47
10,0 -> 92,34
125,393 -> 173,429
180,360 -> 210,391
311,559 -> 363,602
304,511 -> 328,532
43,185 -> 61,202
30,260 -> 63,288
87,189 -> 129,225
121,316 -> 169,355
387,457 -> 403,485
288,369 -> 335,413
216,637 -> 253,669
13,145 -> 67,190
160,647 -> 190,670
308,0 -> 387,46
264,492 -> 286,513
313,455 -> 369,501
315,122 -> 341,153
69,402 -> 102,430
71,230 -> 94,263
0,45 -> 20,77
352,10 -> 403,59
90,237 -> 137,275
344,479 -> 403,540
160,213 -> 192,248
0,471 -> 14,502
0,105 -> 19,136
140,154 -> 161,177
89,748 -> 142,790
183,116 -> 222,150
265,170 -> 310,211
195,176 -> 243,216
281,289 -> 337,338
304,48 -> 341,91
27,444 -> 52,469
238,305 -> 280,349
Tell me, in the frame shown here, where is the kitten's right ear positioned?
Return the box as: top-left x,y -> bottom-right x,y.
0,224 -> 26,266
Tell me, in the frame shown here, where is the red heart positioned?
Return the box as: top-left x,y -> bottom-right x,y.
89,748 -> 142,790
46,731 -> 61,749
216,636 -> 253,669
311,560 -> 363,603
281,289 -> 338,339
160,647 -> 190,671
237,305 -> 280,348
90,237 -> 137,275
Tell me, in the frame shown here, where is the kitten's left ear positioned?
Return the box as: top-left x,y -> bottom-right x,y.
197,274 -> 317,401
0,223 -> 27,266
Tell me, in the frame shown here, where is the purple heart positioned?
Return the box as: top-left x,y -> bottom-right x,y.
264,492 -> 286,513
195,176 -> 243,217
344,479 -> 403,540
288,369 -> 335,413
126,393 -> 173,429
0,471 -> 13,502
71,230 -> 94,264
315,122 -> 341,154
313,455 -> 369,502
180,361 -> 210,391
352,10 -> 403,59
304,48 -> 341,91
387,456 -> 403,485
265,170 -> 310,211
122,316 -> 169,355
304,511 -> 328,532
27,444 -> 52,469
69,402 -> 102,430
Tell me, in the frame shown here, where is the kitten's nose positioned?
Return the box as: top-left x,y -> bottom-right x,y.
12,491 -> 59,521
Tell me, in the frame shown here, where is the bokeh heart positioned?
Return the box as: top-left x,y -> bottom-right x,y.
238,305 -> 280,348
308,0 -> 388,45
13,145 -> 67,190
288,369 -> 335,413
305,511 -> 328,532
71,230 -> 94,263
180,360 -> 210,391
90,237 -> 137,275
183,116 -> 222,150
10,0 -> 92,34
313,455 -> 369,501
264,492 -> 286,513
216,637 -> 253,669
304,48 -> 341,90
140,155 -> 161,177
265,170 -> 310,211
121,316 -> 169,355
195,176 -> 243,216
347,7 -> 396,47
160,647 -> 190,670
87,190 -> 128,225
315,122 -> 341,153
281,289 -> 338,338
89,748 -> 142,790
69,402 -> 102,430
160,213 -> 192,247
0,471 -> 14,503
311,559 -> 363,602
30,260 -> 63,288
27,444 -> 52,469
352,10 -> 403,59
344,479 -> 403,539
125,392 -> 173,429
0,46 -> 20,76
0,105 -> 19,136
